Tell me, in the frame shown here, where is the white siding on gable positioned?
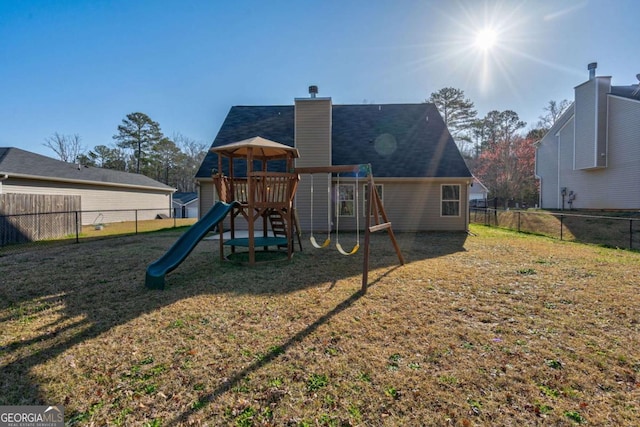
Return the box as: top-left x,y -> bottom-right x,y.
595,79 -> 609,168
537,94 -> 640,210
558,119 -> 577,206
574,77 -> 611,170
536,133 -> 560,208
173,200 -> 199,218
604,96 -> 640,207
574,80 -> 597,169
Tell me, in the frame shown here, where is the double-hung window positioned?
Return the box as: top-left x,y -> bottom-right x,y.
441,184 -> 461,216
337,184 -> 355,217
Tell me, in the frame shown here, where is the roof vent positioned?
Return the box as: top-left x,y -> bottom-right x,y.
588,62 -> 597,80
632,74 -> 640,97
308,85 -> 318,98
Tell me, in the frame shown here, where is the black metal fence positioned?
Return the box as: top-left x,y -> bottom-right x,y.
0,208 -> 193,254
470,208 -> 640,250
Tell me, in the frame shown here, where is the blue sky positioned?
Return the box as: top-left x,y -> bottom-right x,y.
2,0 -> 639,158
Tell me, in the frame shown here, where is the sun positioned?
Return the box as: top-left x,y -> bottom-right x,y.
474,28 -> 498,51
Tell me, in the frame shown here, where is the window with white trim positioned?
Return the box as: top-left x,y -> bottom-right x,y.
441,184 -> 461,216
336,184 -> 355,217
363,184 -> 383,216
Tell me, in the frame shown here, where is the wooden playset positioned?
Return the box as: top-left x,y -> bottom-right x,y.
210,137 -> 404,291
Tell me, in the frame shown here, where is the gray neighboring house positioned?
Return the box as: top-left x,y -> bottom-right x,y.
0,147 -> 175,224
172,192 -> 198,218
535,64 -> 640,210
196,89 -> 473,232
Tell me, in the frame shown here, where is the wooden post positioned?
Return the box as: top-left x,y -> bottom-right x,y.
362,176 -> 373,291
247,148 -> 256,265
361,170 -> 404,291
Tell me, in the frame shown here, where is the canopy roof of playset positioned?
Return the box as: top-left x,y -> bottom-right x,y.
211,136 -> 299,160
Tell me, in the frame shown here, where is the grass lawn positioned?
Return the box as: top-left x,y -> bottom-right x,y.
471,209 -> 640,249
1,225 -> 639,426
81,218 -> 198,238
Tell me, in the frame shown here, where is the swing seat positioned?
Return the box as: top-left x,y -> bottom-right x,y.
310,236 -> 331,249
336,242 -> 360,256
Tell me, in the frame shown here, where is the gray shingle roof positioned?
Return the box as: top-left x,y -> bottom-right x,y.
172,192 -> 198,204
610,85 -> 640,101
196,103 -> 471,179
0,147 -> 174,191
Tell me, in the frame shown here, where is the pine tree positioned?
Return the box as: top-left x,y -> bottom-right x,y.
428,87 -> 477,155
113,112 -> 164,173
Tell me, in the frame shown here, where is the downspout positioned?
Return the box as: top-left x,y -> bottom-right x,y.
466,179 -> 472,233
0,173 -> 8,194
170,190 -> 176,218
533,142 -> 541,209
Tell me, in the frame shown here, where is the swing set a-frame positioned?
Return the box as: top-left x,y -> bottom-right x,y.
295,164 -> 405,291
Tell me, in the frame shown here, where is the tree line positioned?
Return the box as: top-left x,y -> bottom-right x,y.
44,112 -> 207,192
45,93 -> 570,204
427,88 -> 570,208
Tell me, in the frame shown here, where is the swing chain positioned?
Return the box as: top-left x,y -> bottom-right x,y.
335,172 -> 360,255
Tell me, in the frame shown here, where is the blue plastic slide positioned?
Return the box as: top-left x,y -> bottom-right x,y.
145,201 -> 237,289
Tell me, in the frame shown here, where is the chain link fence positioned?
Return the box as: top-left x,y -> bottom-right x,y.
1,208 -> 197,255
470,208 -> 640,250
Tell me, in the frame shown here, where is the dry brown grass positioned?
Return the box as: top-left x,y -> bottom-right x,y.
1,225 -> 639,426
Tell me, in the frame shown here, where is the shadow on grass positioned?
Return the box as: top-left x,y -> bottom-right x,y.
167,266 -> 399,426
0,224 -> 195,257
0,229 -> 466,408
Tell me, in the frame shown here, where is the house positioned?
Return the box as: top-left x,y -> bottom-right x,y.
469,176 -> 489,206
196,88 -> 473,232
172,192 -> 198,218
535,64 -> 640,210
0,147 -> 175,224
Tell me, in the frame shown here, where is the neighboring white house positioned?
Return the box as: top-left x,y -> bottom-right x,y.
469,176 -> 489,205
535,64 -> 640,210
172,192 -> 198,218
0,147 -> 175,224
196,88 -> 474,232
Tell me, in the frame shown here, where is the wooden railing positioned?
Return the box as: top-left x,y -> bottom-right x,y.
213,173 -> 298,207
250,172 -> 298,207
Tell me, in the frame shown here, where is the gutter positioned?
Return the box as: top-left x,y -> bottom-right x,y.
5,172 -> 175,193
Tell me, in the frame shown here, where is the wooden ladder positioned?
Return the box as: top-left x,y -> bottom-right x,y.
268,209 -> 303,252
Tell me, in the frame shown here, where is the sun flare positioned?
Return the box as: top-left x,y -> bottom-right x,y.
410,1 -> 563,95
474,28 -> 498,51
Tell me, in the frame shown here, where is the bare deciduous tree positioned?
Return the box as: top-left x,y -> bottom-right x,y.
537,99 -> 571,131
172,133 -> 207,192
43,133 -> 86,163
